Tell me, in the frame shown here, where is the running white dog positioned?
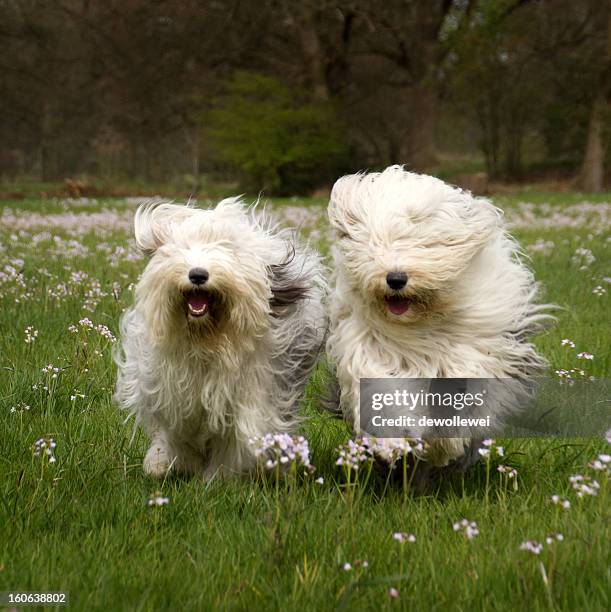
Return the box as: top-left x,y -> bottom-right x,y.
326,166 -> 550,468
114,199 -> 326,479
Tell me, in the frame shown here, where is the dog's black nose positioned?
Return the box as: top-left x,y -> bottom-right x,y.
386,271 -> 408,290
188,267 -> 209,285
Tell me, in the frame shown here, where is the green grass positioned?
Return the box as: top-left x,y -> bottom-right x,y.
0,193 -> 609,611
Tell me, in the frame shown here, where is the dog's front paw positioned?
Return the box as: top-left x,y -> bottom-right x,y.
143,443 -> 172,478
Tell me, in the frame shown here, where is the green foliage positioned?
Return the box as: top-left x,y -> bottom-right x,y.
445,0 -> 609,181
205,72 -> 349,195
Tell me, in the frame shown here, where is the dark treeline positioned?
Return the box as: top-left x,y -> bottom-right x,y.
0,0 -> 609,194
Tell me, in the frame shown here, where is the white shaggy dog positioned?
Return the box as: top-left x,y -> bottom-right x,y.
114,198 -> 326,479
326,166 -> 550,469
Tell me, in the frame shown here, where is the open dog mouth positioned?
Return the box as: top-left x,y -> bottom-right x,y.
183,290 -> 213,318
384,295 -> 411,315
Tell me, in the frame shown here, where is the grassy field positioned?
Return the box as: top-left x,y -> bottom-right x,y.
0,192 -> 609,611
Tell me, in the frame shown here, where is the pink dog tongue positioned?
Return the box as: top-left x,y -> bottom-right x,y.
187,293 -> 210,316
385,296 -> 410,315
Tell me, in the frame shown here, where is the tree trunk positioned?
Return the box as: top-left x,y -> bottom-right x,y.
298,1 -> 329,101
40,101 -> 55,181
505,114 -> 524,180
405,85 -> 438,170
579,5 -> 611,192
580,96 -> 606,191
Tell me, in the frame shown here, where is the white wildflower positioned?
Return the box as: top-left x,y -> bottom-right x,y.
520,540 -> 543,555
147,492 -> 170,507
453,519 -> 479,540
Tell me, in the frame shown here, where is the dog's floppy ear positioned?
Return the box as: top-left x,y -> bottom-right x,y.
428,192 -> 500,270
134,202 -> 197,255
328,173 -> 363,237
455,193 -> 500,249
134,203 -> 168,255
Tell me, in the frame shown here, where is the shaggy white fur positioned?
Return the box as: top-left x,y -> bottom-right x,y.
326,166 -> 551,467
114,198 -> 327,479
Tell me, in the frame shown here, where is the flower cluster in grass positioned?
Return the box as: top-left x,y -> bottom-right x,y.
335,436 -> 425,470
572,246 -> 596,269
478,438 -> 504,458
341,559 -> 368,572
10,402 -> 31,414
497,465 -> 518,478
335,437 -> 374,471
147,492 -> 170,507
550,495 -> 571,509
32,437 -> 57,464
373,437 -> 424,467
334,436 -> 426,502
569,474 -> 600,497
588,454 -> 611,474
24,325 -> 38,344
520,540 -> 544,555
545,533 -> 564,544
41,364 -> 61,379
392,532 -> 416,543
520,533 -> 564,556
478,438 -> 517,497
527,238 -> 555,255
556,338 -> 597,383
69,317 -> 117,343
339,559 -> 375,599
453,519 -> 479,540
249,433 -> 314,474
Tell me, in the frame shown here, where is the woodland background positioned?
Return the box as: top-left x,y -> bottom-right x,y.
1,0 -> 610,195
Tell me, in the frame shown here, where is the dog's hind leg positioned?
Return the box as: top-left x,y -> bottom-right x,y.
200,435 -> 255,480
